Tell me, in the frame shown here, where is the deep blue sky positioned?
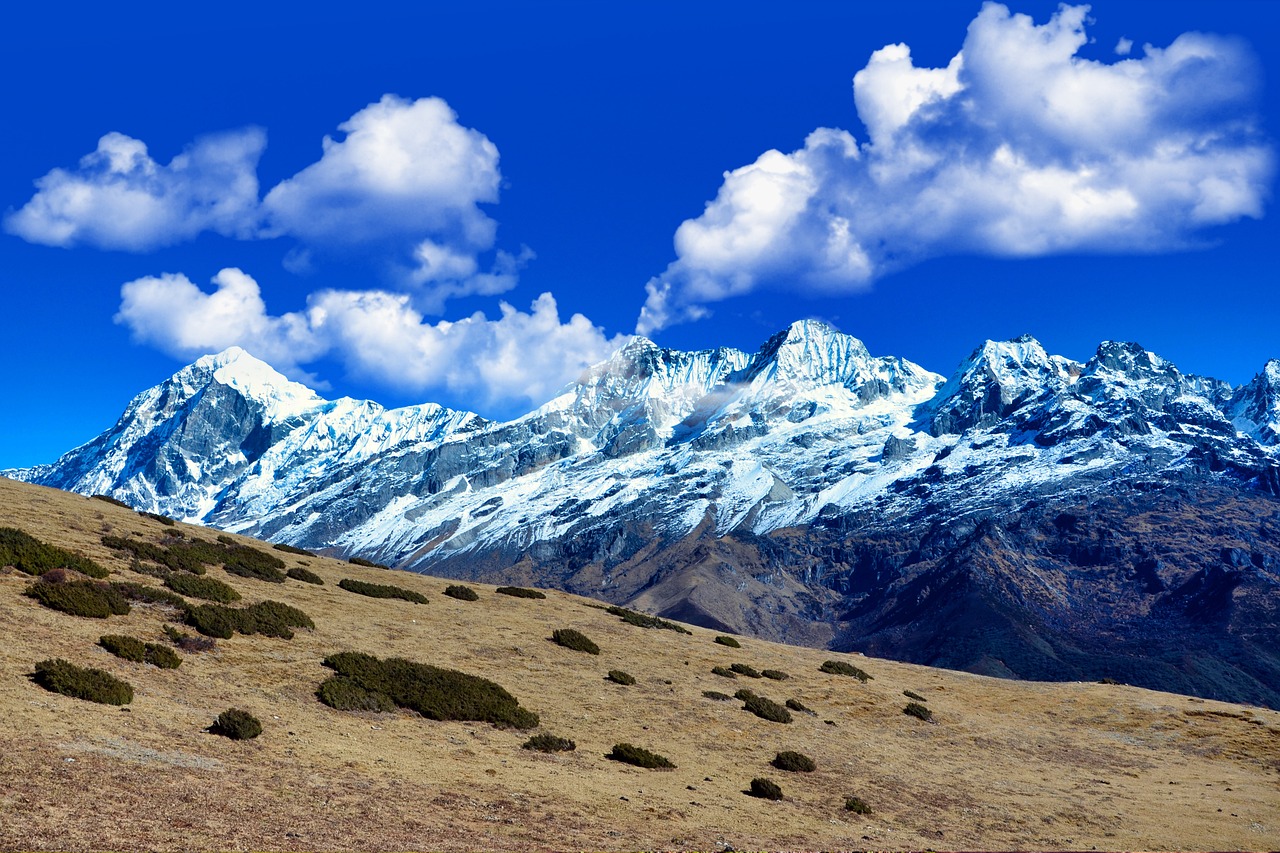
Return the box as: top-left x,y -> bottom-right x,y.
1,1 -> 1276,469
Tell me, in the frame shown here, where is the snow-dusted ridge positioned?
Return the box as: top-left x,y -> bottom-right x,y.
6,321 -> 1279,574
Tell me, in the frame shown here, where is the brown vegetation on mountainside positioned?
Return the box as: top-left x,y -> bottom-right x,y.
0,476 -> 1277,851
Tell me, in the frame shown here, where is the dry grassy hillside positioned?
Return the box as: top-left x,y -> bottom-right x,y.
0,476 -> 1277,852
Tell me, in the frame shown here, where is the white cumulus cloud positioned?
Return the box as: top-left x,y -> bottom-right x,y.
637,2 -> 1273,334
116,268 -> 626,411
9,95 -> 513,313
5,129 -> 265,250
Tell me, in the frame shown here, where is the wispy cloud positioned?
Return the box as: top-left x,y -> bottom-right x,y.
116,268 -> 627,410
638,3 -> 1273,333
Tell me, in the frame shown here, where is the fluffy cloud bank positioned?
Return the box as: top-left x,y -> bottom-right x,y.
638,3 -> 1273,333
7,95 -> 514,311
4,130 -> 265,250
116,268 -> 626,409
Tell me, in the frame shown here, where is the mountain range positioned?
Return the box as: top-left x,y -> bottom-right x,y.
8,320 -> 1280,707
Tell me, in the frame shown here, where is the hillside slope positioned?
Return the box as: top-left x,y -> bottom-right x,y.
1,477 -> 1277,852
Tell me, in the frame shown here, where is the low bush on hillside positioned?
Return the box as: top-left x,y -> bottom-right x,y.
0,527 -> 109,578
711,666 -> 737,679
607,742 -> 675,769
733,688 -> 757,702
98,634 -> 146,661
713,635 -> 741,648
164,573 -> 240,603
552,628 -> 599,655
319,651 -> 538,729
761,669 -> 789,681
26,580 -> 130,619
742,693 -> 792,724
844,795 -> 872,814
163,625 -> 217,653
347,556 -> 390,569
286,567 -> 324,585
730,663 -> 761,678
111,581 -> 189,612
186,600 -> 314,640
338,578 -> 427,604
903,689 -> 927,702
32,658 -> 132,705
495,586 -> 545,599
139,511 -> 176,527
772,750 -> 816,772
605,605 -> 690,634
273,542 -> 315,556
819,659 -> 872,681
211,708 -> 262,740
522,733 -> 576,753
606,669 -> 636,686
222,547 -> 286,583
703,690 -> 734,701
904,702 -> 933,722
443,584 -> 479,601
99,634 -> 183,669
91,494 -> 131,508
748,778 -> 783,800
785,698 -> 812,714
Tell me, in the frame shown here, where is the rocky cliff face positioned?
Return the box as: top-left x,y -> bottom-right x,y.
8,323 -> 1280,707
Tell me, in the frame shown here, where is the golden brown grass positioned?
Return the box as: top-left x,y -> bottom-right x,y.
0,476 -> 1277,851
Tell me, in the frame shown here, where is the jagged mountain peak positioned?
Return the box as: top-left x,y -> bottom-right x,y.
1229,359 -> 1280,446
185,347 -> 324,419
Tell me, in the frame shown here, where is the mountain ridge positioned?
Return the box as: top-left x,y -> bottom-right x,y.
7,320 -> 1280,707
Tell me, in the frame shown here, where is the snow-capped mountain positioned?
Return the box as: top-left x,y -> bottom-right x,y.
8,321 -> 1280,708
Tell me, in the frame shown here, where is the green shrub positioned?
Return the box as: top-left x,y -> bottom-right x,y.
216,535 -> 236,545
772,750 -> 816,772
164,573 -> 240,603
0,527 -> 109,578
101,534 -> 225,575
522,733 -> 576,753
222,547 -> 286,583
316,676 -> 397,712
211,708 -> 262,740
186,600 -> 314,640
91,494 -> 131,508
163,625 -> 217,653
32,658 -> 132,705
761,669 -> 789,681
273,542 -> 315,556
443,584 -> 479,602
703,690 -> 734,701
320,651 -> 538,729
347,556 -> 389,569
748,778 -> 782,800
819,659 -> 872,681
145,644 -> 182,669
139,511 -> 176,526
713,635 -> 741,648
845,796 -> 872,814
286,567 -> 324,585
730,663 -> 761,678
495,586 -> 545,599
99,634 -> 146,662
711,666 -> 737,679
606,669 -> 636,686
904,702 -> 933,722
338,577 -> 427,604
607,743 -> 675,769
903,689 -> 927,702
733,688 -> 758,702
110,581 -> 189,611
742,694 -> 792,724
785,698 -> 812,714
26,580 -> 130,619
605,605 -> 691,634
551,628 -> 599,655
